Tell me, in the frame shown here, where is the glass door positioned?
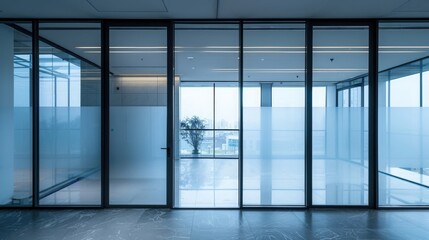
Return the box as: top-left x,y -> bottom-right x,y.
108,25 -> 169,205
174,23 -> 240,208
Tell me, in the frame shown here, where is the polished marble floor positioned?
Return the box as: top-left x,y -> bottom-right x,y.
1,208 -> 429,240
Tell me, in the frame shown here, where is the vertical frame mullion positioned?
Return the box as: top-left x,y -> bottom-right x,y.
368,20 -> 379,209
305,21 -> 313,208
32,20 -> 40,207
239,21 -> 244,208
101,20 -> 109,208
167,21 -> 174,208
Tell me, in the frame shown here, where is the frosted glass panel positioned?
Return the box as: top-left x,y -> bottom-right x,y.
313,107 -> 368,205
243,107 -> 305,205
109,107 -> 167,204
39,107 -> 101,205
378,107 -> 429,205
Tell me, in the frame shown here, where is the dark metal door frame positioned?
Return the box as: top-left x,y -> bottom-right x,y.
101,20 -> 174,208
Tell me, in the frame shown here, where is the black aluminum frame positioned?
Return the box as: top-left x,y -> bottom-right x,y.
103,20 -> 173,208
307,20 -> 377,208
3,18 -> 429,210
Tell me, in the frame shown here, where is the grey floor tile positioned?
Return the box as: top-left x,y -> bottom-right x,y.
1,209 -> 429,240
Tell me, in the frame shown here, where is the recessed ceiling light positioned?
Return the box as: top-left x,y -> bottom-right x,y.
261,58 -> 265,61
187,56 -> 194,60
191,67 -> 195,70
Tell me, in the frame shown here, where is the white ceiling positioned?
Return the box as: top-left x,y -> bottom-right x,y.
1,0 -> 429,19
34,23 -> 429,84
5,0 -> 429,84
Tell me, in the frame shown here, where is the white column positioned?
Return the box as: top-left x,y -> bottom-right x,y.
0,25 -> 15,204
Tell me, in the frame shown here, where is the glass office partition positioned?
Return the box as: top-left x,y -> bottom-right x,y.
174,23 -> 239,208
0,22 -> 32,206
109,26 -> 168,205
242,23 -> 306,206
379,22 -> 429,206
38,23 -> 101,205
312,26 -> 369,205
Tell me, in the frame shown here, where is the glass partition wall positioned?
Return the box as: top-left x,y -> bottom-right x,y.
0,22 -> 32,206
108,26 -> 168,205
38,23 -> 101,205
312,26 -> 369,206
3,20 -> 429,208
242,23 -> 306,206
378,22 -> 429,206
174,24 -> 240,207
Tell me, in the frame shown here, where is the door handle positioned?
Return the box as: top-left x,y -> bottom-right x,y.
161,147 -> 171,158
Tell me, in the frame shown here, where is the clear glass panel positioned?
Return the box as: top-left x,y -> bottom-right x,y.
174,24 -> 239,208
379,22 -> 429,206
313,26 -> 369,205
109,27 -> 167,205
343,89 -> 349,107
272,87 -> 305,107
214,131 -> 239,157
424,60 -> 429,107
390,71 -> 420,107
215,84 -> 239,129
243,23 -> 305,206
180,84 -> 214,129
364,85 -> 369,108
313,87 -> 326,107
180,130 -> 214,156
0,23 -> 32,206
38,23 -> 101,205
350,87 -> 361,107
243,85 -> 261,107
